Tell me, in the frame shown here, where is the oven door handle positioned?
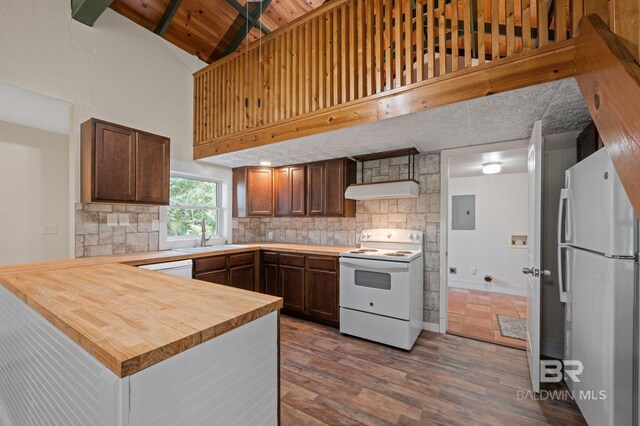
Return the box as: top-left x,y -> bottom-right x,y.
340,257 -> 411,271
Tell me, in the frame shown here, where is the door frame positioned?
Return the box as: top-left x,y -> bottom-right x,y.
438,139 -> 530,333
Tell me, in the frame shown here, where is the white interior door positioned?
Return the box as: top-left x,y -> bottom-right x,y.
525,120 -> 543,393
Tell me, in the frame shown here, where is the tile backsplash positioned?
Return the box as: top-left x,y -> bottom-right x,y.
233,152 -> 442,325
75,203 -> 159,258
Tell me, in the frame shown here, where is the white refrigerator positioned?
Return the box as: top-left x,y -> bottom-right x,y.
558,148 -> 637,425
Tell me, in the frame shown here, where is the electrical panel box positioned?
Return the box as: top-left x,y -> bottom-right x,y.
451,195 -> 475,230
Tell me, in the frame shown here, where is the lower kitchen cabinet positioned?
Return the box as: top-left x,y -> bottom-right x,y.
193,252 -> 256,291
229,265 -> 255,291
262,252 -> 279,296
263,251 -> 340,327
280,265 -> 306,314
192,249 -> 339,326
306,268 -> 339,323
195,269 -> 228,285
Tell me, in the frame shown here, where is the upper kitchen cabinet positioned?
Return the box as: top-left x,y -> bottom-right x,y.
233,167 -> 274,217
308,159 -> 356,217
275,165 -> 306,217
81,119 -> 170,205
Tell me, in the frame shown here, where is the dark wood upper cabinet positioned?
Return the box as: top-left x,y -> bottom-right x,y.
233,158 -> 353,217
289,165 -> 306,216
275,165 -> 306,216
274,167 -> 291,216
233,167 -> 273,217
136,132 -> 170,204
308,158 -> 356,217
307,162 -> 325,216
92,121 -> 137,202
81,119 -> 170,205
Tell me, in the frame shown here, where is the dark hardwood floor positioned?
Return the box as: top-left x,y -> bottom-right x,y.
280,316 -> 586,425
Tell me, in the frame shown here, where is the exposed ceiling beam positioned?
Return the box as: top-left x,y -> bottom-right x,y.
225,0 -> 271,35
222,0 -> 274,58
155,0 -> 183,36
71,0 -> 114,27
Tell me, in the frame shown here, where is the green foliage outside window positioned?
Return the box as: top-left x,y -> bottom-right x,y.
167,176 -> 219,238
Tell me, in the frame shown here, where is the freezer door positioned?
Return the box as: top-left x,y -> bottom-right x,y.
567,247 -> 634,426
565,149 -> 635,256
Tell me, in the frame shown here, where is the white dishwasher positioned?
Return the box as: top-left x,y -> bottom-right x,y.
138,259 -> 193,278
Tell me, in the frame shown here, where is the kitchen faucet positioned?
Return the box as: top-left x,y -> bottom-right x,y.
200,218 -> 212,247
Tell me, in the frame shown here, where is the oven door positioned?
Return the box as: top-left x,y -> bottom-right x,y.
340,257 -> 411,320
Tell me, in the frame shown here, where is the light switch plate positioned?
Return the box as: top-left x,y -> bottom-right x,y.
118,213 -> 130,227
470,268 -> 477,275
107,214 -> 118,227
42,224 -> 57,235
152,219 -> 159,231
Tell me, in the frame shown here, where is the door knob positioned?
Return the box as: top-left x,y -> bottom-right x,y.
522,267 -> 534,275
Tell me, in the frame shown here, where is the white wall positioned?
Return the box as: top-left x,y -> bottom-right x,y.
0,121 -> 70,264
448,173 -> 529,295
0,0 -> 233,252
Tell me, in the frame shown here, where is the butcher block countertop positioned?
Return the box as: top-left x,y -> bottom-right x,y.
0,243 -> 354,377
0,263 -> 282,377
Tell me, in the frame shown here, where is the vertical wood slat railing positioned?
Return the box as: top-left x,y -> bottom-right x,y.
194,0 -> 581,146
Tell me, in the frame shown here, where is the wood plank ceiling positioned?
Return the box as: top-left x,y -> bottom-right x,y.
110,0 -> 327,63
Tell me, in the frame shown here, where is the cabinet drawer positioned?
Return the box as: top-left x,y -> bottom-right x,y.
194,256 -> 227,274
307,256 -> 337,272
195,270 -> 229,286
229,252 -> 255,267
262,251 -> 278,264
279,253 -> 305,268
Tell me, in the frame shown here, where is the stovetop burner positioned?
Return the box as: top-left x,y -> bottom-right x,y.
395,251 -> 413,254
384,252 -> 408,257
350,249 -> 379,253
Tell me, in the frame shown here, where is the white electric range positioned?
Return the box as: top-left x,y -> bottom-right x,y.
339,229 -> 424,350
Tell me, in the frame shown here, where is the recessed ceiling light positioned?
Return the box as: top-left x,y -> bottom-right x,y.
482,162 -> 501,174
260,161 -> 272,166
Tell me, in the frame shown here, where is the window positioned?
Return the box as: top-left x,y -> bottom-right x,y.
166,174 -> 220,240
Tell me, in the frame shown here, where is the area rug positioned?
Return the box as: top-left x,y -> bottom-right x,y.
497,315 -> 527,341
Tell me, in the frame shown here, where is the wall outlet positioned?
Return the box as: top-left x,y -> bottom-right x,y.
449,267 -> 457,274
151,219 -> 159,231
267,231 -> 274,240
42,224 -> 57,235
470,268 -> 477,275
118,213 -> 130,227
106,214 -> 118,227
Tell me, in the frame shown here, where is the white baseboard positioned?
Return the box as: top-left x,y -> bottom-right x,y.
422,322 -> 440,332
542,340 -> 564,359
448,279 -> 527,297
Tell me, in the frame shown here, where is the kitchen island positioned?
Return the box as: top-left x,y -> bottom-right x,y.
0,255 -> 283,425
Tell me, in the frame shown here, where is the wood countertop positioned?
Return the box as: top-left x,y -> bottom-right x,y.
0,243 -> 355,275
0,263 -> 282,377
0,243 -> 354,377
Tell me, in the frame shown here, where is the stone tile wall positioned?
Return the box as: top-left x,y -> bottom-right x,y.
232,152 -> 442,326
75,203 -> 159,258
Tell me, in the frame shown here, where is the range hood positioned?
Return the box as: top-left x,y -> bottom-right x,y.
345,180 -> 420,200
346,147 -> 420,200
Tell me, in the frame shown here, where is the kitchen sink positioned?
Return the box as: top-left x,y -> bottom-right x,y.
176,245 -> 248,254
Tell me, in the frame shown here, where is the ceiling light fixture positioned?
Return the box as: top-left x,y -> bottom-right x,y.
260,161 -> 272,166
482,162 -> 501,174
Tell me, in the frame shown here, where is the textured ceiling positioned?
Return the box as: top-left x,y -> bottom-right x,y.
201,77 -> 592,168
448,146 -> 529,178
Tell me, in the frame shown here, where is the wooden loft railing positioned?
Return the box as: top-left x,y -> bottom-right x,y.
193,0 -> 583,157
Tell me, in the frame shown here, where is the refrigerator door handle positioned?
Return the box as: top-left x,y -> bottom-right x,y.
557,245 -> 569,303
558,188 -> 571,245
